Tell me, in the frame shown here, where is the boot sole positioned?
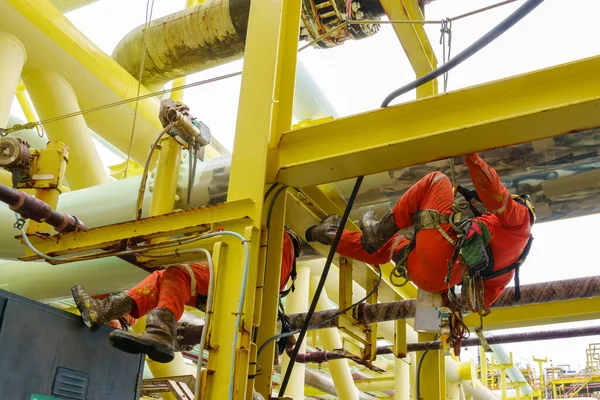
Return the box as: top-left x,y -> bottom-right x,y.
71,285 -> 101,332
109,331 -> 175,364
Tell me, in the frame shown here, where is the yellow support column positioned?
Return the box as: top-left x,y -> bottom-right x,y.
23,69 -> 109,189
481,346 -> 489,388
394,321 -> 410,400
310,274 -> 359,400
417,332 -> 446,400
15,82 -> 38,123
280,266 -> 310,399
150,137 -> 181,215
208,0 -> 301,397
0,32 -> 26,128
254,187 -> 287,398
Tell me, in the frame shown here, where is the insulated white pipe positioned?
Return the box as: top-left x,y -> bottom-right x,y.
310,274 -> 359,400
281,266 -> 310,399
490,344 -> 533,396
0,32 -> 26,128
22,69 -> 110,189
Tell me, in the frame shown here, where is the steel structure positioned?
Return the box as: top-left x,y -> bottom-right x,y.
1,0 -> 600,399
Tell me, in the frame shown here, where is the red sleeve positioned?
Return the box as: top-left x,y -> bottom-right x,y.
336,231 -> 408,265
482,272 -> 513,308
464,153 -> 528,228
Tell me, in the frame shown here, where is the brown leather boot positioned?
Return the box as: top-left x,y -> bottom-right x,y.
305,214 -> 342,245
109,307 -> 177,363
359,210 -> 399,253
71,285 -> 133,332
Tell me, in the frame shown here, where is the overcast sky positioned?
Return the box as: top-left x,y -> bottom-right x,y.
9,0 -> 600,375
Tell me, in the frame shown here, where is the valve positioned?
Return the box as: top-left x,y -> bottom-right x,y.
0,137 -> 31,188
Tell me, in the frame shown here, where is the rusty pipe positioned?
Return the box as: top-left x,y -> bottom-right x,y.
285,336 -> 385,372
288,276 -> 600,331
376,325 -> 600,354
0,184 -> 86,233
177,277 -> 600,346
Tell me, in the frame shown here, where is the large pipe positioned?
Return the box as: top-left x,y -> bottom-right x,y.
112,0 -> 382,89
0,184 -> 86,233
304,368 -> 376,400
288,276 -> 600,331
0,32 -> 26,128
22,69 -> 109,189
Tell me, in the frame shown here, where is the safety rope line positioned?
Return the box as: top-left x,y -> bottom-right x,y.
124,0 -> 156,178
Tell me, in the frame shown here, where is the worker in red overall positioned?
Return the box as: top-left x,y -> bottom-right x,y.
72,228 -> 301,363
306,153 -> 534,308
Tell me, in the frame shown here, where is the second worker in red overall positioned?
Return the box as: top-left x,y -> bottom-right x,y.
306,153 -> 535,308
71,228 -> 301,363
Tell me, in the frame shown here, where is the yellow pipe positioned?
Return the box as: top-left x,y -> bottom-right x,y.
15,83 -> 38,123
480,346 -> 489,388
149,137 -> 181,215
0,32 -> 26,128
310,274 -> 359,400
281,266 -> 310,399
395,357 -> 410,400
22,69 -> 109,190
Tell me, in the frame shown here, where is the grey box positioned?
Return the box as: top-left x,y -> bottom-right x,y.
0,289 -> 144,399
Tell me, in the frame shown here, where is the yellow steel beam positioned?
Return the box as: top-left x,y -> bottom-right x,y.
18,199 -> 255,260
465,297 -> 600,331
276,55 -> 600,187
255,188 -> 287,398
379,0 -> 438,98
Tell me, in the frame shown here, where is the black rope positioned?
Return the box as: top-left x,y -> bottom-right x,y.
381,0 -> 545,107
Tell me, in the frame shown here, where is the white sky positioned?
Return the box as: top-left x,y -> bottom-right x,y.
10,0 -> 600,376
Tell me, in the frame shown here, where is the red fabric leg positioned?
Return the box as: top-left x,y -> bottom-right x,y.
127,271 -> 162,319
337,231 -> 409,265
391,172 -> 455,229
156,266 -> 194,320
390,172 -> 463,293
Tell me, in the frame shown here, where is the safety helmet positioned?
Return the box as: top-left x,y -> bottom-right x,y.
512,194 -> 536,225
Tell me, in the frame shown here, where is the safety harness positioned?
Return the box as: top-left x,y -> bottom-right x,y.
390,184 -> 534,354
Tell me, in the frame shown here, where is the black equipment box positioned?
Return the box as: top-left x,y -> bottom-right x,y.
0,289 -> 144,399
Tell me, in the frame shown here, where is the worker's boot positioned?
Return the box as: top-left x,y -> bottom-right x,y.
71,285 -> 133,332
359,210 -> 399,253
109,307 -> 177,363
305,214 -> 342,245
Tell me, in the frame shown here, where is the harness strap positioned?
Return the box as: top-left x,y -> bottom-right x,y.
414,209 -> 457,246
176,264 -> 197,297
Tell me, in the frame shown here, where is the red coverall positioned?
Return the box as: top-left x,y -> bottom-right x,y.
125,232 -> 296,321
336,153 -> 531,308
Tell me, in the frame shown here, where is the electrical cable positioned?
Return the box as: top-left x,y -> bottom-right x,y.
192,248 -> 214,397
256,263 -> 382,359
380,0 -> 545,107
134,124 -> 173,219
278,175 -> 364,396
415,350 -> 430,399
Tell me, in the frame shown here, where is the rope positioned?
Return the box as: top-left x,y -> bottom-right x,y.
124,0 -> 156,178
